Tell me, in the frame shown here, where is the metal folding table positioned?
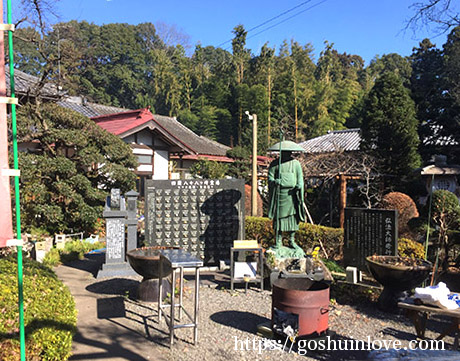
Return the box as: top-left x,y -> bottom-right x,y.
158,249 -> 203,346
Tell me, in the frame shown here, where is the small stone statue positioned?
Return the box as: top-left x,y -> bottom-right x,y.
267,140 -> 306,259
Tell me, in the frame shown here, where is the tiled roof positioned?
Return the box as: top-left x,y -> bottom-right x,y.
57,96 -> 128,118
6,68 -> 66,99
153,114 -> 229,156
92,108 -> 230,157
299,129 -> 361,154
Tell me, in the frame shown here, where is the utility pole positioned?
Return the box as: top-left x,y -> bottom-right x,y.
246,111 -> 258,216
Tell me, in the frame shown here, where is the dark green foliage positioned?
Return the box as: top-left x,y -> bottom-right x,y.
245,216 -> 344,260
15,103 -> 137,234
226,146 -> 251,182
439,26 -> 460,163
189,159 -> 229,179
0,256 -> 77,360
360,72 -> 421,180
11,19 -> 460,162
366,53 -> 412,86
410,39 -> 445,162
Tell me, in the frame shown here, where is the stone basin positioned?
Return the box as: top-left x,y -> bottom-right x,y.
366,255 -> 432,311
126,246 -> 179,280
366,255 -> 432,291
126,246 -> 179,302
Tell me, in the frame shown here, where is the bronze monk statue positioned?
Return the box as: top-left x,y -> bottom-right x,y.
268,140 -> 306,259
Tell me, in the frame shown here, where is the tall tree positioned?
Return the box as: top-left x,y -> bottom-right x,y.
361,72 -> 421,181
438,25 -> 460,163
366,53 -> 412,86
231,25 -> 250,144
410,38 -> 445,161
309,42 -> 362,138
250,43 -> 275,145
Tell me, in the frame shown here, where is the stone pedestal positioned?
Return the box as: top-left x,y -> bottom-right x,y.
138,278 -> 171,302
265,254 -> 333,288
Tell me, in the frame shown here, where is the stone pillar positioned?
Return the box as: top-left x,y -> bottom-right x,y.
97,189 -> 137,278
125,190 -> 139,252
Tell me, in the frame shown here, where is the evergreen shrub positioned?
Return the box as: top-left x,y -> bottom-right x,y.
0,256 -> 76,360
398,237 -> 425,259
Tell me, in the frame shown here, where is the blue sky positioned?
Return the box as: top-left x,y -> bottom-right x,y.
14,0 -> 455,64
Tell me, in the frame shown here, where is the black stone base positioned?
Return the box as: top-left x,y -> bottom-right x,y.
138,278 -> 171,302
377,287 -> 408,312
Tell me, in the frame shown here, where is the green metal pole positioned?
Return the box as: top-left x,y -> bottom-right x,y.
6,1 -> 25,359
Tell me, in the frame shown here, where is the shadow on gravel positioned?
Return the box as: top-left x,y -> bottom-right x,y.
97,297 -> 126,319
349,304 -> 456,340
261,332 -> 370,360
210,311 -> 269,333
86,278 -> 139,298
380,327 -> 418,341
296,334 -> 370,361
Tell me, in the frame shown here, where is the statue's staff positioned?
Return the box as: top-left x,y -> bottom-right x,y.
275,131 -> 284,245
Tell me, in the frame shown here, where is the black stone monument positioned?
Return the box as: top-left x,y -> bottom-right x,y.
343,207 -> 398,270
145,178 -> 245,264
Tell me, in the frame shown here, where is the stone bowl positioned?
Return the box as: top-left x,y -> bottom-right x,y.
126,246 -> 179,280
366,255 -> 432,292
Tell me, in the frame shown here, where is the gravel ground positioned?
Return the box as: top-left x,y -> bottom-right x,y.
83,271 -> 458,361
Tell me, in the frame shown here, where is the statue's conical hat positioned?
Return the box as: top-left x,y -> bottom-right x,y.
267,140 -> 305,152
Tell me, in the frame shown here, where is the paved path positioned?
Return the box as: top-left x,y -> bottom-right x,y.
55,258 -> 169,361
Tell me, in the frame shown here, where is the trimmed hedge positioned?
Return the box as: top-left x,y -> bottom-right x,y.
0,256 -> 77,360
245,216 -> 344,260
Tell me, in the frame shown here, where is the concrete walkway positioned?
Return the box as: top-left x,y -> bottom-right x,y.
55,257 -> 169,361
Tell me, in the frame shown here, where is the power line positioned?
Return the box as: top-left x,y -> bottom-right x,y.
246,0 -> 328,43
246,0 -> 314,34
217,0 -> 316,48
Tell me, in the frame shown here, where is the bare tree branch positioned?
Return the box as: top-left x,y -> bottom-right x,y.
299,151 -> 384,208
407,0 -> 460,34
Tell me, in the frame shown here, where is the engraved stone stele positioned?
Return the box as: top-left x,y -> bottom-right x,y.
145,179 -> 245,264
97,189 -> 139,278
343,207 -> 398,270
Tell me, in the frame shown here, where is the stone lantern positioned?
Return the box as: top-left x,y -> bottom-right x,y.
417,155 -> 460,204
